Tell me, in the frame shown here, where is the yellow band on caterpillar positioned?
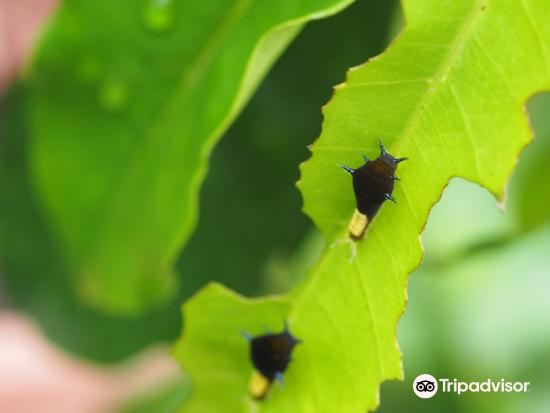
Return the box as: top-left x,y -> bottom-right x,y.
348,209 -> 368,240
249,371 -> 271,400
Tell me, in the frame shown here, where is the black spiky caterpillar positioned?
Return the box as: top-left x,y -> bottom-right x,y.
243,322 -> 301,400
340,141 -> 408,240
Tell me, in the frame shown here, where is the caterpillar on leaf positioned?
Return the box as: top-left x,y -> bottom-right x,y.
336,140 -> 408,260
242,322 -> 301,400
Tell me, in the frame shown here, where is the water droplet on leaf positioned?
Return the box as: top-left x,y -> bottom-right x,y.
98,79 -> 129,113
143,0 -> 175,33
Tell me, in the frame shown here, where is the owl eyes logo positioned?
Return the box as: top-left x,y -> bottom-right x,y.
416,380 -> 436,392
413,374 -> 438,398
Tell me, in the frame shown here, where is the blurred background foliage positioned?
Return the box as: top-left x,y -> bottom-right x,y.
1,0 -> 549,411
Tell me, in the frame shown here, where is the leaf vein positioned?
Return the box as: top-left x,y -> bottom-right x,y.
449,84 -> 481,179
519,0 -> 550,82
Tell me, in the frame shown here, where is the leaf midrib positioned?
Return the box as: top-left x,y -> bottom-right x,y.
394,0 -> 485,177
392,0 -> 485,223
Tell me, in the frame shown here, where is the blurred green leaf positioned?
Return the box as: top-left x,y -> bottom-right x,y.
23,0 -> 354,313
175,0 -> 550,412
0,94 -> 180,361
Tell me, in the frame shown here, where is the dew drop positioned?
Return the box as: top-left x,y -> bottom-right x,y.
98,79 -> 129,113
143,0 -> 175,34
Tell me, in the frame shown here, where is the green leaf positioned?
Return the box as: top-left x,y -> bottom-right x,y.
0,106 -> 180,362
25,0 -> 354,313
0,93 -> 179,362
175,0 -> 550,412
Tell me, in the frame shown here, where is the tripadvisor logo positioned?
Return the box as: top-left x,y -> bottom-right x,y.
413,374 -> 531,399
413,374 -> 438,398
